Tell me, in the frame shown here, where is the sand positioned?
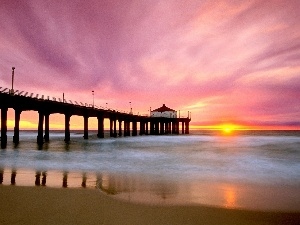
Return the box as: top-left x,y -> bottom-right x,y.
0,185 -> 299,225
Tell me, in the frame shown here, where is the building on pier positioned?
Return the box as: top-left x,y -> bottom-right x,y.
151,104 -> 177,118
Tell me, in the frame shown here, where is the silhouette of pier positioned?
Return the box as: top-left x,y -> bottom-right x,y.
0,87 -> 191,148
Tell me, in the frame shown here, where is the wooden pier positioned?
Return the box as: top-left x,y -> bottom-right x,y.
0,87 -> 191,148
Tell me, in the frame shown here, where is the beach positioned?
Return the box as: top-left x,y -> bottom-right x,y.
0,130 -> 300,224
1,185 -> 299,225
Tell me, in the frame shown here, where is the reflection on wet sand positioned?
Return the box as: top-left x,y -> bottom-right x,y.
97,173 -> 119,195
0,168 -> 299,211
35,171 -> 41,186
42,171 -> 47,186
62,172 -> 68,188
0,168 -> 90,188
81,172 -> 87,188
35,171 -> 47,186
0,168 -> 180,204
96,172 -> 179,203
0,169 -> 3,184
11,169 -> 16,185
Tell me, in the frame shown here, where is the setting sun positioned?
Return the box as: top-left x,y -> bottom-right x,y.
221,124 -> 236,133
215,124 -> 247,134
223,126 -> 233,133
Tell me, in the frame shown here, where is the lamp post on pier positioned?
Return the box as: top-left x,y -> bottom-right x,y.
129,101 -> 132,114
92,90 -> 94,108
11,67 -> 15,95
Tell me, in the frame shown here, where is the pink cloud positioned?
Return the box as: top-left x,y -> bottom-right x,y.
0,0 -> 299,128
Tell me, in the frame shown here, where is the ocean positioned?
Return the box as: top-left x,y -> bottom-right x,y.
1,130 -> 300,211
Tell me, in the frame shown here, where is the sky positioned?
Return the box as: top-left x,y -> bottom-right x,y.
0,0 -> 300,130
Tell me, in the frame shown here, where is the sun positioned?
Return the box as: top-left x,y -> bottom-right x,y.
220,124 -> 238,134
223,126 -> 233,133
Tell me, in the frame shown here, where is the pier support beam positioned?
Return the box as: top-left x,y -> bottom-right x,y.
175,121 -> 180,134
127,121 -> 131,136
139,121 -> 145,135
155,122 -> 159,135
110,118 -> 113,137
123,121 -> 126,136
172,122 -> 175,134
113,119 -> 117,137
165,122 -> 169,134
37,111 -> 44,145
145,122 -> 149,135
185,121 -> 189,134
1,108 -> 8,149
123,120 -> 127,137
132,121 -> 137,136
118,120 -> 122,137
164,122 -> 168,134
44,114 -> 50,142
150,121 -> 154,135
97,115 -> 104,138
128,121 -> 131,136
83,115 -> 88,139
64,114 -> 71,143
167,122 -> 171,134
124,120 -> 130,137
13,109 -> 21,144
181,121 -> 185,134
160,121 -> 164,135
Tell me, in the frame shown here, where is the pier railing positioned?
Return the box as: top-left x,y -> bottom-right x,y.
0,87 -> 130,113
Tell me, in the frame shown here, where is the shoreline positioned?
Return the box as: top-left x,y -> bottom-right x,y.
1,168 -> 300,212
0,185 -> 299,225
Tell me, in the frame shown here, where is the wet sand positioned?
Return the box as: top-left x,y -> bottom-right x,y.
0,185 -> 299,225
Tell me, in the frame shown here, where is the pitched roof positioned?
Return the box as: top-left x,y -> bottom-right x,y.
152,104 -> 175,112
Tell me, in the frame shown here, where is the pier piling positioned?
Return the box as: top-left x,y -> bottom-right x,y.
118,120 -> 122,137
64,114 -> 71,142
97,115 -> 104,138
44,114 -> 50,142
13,109 -> 21,144
1,108 -> 8,149
113,119 -> 117,137
37,111 -> 44,145
84,115 -> 89,139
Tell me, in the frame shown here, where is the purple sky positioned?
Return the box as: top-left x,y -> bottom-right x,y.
1,0 -> 300,129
